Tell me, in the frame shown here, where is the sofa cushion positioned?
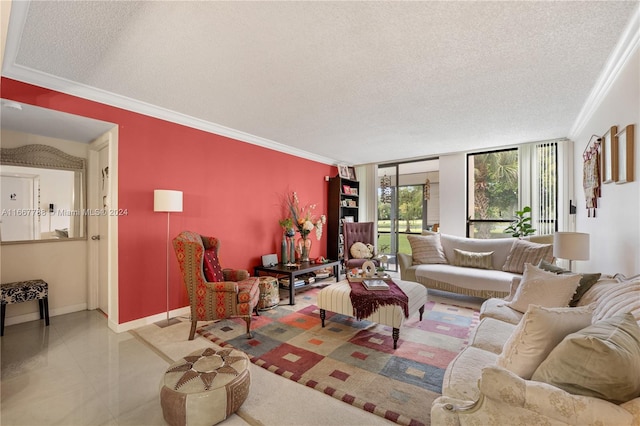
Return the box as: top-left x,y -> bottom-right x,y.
415,264 -> 518,295
407,233 -> 448,265
578,276 -> 640,323
479,297 -> 524,325
502,239 -> 554,274
532,313 -> 640,404
505,263 -> 581,313
496,304 -> 594,379
453,249 -> 493,270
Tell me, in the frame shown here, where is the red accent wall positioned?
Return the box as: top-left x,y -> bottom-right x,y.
2,77 -> 336,323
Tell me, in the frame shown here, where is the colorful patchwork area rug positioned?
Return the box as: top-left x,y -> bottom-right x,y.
197,287 -> 479,426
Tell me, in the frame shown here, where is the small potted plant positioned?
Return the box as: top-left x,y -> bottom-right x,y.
505,206 -> 536,237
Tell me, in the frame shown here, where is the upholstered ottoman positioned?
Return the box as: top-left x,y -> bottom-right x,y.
257,276 -> 279,311
160,347 -> 250,426
317,279 -> 427,349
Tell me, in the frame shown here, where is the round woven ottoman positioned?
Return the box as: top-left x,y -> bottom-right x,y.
160,347 -> 250,426
257,276 -> 279,311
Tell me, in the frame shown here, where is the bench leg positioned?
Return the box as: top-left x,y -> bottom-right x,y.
419,305 -> 425,321
43,297 -> 50,326
320,309 -> 325,327
392,328 -> 399,349
1,303 -> 5,336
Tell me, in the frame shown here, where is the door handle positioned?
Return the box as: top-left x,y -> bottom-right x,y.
91,235 -> 101,240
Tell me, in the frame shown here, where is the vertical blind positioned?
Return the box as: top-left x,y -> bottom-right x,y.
533,142 -> 558,236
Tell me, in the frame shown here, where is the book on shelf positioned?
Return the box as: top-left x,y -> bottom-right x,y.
362,279 -> 389,290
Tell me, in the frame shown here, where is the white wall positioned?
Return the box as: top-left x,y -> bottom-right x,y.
1,130 -> 89,324
438,153 -> 467,236
572,44 -> 640,276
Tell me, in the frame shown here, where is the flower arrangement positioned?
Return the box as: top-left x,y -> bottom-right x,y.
284,191 -> 326,240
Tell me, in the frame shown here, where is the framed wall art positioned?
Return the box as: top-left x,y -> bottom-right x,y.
616,124 -> 634,184
347,166 -> 356,180
601,125 -> 618,184
338,165 -> 350,179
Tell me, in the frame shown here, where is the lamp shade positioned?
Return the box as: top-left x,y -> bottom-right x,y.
553,232 -> 589,261
154,190 -> 183,212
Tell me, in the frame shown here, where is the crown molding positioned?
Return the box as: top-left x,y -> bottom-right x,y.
1,2 -> 338,166
569,5 -> 640,139
2,65 -> 339,166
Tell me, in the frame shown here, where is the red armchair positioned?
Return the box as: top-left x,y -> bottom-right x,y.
173,231 -> 260,340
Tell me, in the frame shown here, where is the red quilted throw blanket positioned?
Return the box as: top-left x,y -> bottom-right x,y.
348,280 -> 409,320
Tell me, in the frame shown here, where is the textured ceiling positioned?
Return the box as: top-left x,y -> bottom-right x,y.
2,1 -> 638,165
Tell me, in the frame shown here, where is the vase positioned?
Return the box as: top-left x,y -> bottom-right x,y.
296,235 -> 312,262
281,234 -> 288,265
287,236 -> 296,264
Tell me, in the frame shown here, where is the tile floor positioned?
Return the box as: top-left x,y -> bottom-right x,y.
1,310 -> 168,425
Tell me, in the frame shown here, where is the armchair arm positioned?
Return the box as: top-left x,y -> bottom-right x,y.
222,268 -> 250,281
204,281 -> 238,293
432,366 -> 634,425
397,253 -> 416,282
479,366 -> 633,425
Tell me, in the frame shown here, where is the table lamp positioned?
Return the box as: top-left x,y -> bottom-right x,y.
553,232 -> 589,272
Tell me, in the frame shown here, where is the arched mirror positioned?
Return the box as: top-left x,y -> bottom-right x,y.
1,144 -> 86,243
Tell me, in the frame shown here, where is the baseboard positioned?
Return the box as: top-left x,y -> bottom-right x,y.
3,303 -> 87,326
112,306 -> 191,333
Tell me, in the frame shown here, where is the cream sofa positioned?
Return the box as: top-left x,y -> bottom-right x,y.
431,273 -> 640,425
398,233 -> 553,299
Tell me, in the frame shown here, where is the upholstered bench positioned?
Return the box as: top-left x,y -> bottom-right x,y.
160,347 -> 251,426
317,279 -> 427,349
0,279 -> 49,336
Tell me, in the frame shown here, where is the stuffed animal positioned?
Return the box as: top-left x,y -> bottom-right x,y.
350,242 -> 374,259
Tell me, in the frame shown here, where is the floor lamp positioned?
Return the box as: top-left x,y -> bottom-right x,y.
154,189 -> 183,325
553,232 -> 590,272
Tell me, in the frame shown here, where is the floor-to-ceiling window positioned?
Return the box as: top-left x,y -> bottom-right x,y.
467,142 -> 558,238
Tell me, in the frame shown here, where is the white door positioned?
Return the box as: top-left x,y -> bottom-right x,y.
87,131 -> 112,317
97,146 -> 109,314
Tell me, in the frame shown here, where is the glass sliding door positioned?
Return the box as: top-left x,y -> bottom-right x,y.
377,159 -> 439,272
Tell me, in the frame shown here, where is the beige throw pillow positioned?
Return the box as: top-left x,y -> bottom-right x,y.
505,263 -> 581,313
407,234 -> 448,265
532,313 -> 640,403
453,249 -> 493,270
497,304 -> 594,379
502,239 -> 554,274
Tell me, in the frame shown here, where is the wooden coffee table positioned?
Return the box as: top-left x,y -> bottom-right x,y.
254,260 -> 340,305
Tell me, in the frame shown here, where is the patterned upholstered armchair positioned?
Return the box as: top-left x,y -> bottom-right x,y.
173,231 -> 260,340
343,222 -> 380,270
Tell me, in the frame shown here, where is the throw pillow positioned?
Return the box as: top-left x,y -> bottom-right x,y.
452,249 -> 493,270
496,304 -> 594,379
505,263 -> 581,313
350,242 -> 373,259
532,313 -> 640,404
203,247 -> 224,282
407,234 -> 448,265
502,239 -> 554,274
537,259 -> 567,274
536,260 -> 602,307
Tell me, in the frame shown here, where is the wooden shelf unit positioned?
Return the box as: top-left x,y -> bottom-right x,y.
327,176 -> 360,268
